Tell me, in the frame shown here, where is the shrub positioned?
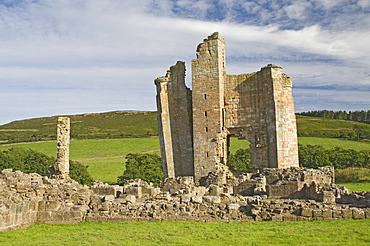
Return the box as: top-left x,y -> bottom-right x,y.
228,149 -> 251,171
69,160 -> 93,185
335,167 -> 370,183
0,147 -> 93,185
117,153 -> 163,185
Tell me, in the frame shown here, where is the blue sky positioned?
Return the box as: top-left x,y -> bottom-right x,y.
0,0 -> 370,124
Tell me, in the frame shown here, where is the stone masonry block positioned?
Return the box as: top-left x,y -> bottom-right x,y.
300,208 -> 313,217
352,209 -> 365,219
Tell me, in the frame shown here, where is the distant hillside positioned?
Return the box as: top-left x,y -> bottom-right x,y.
296,115 -> 363,138
0,111 -> 368,144
0,111 -> 158,144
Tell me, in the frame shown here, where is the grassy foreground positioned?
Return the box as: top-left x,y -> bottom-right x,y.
1,220 -> 369,245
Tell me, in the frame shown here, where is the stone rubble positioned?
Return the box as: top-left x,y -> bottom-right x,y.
1,167 -> 369,232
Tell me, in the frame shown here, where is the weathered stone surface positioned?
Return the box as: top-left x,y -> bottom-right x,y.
1,160 -> 369,231
125,195 -> 136,203
203,196 -> 221,204
47,117 -> 70,180
227,203 -> 240,211
155,32 -> 299,182
300,208 -> 313,217
191,196 -> 203,204
352,209 -> 365,219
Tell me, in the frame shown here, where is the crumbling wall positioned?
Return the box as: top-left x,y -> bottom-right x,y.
155,61 -> 194,178
47,117 -> 70,179
0,169 -> 90,232
154,32 -> 299,182
191,32 -> 229,181
225,66 -> 299,169
1,168 -> 369,232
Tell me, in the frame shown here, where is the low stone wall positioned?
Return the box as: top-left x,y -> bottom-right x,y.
1,168 -> 369,232
86,193 -> 370,223
0,169 -> 90,231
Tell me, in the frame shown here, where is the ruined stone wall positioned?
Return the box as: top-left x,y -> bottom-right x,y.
1,168 -> 369,232
155,32 -> 299,182
155,62 -> 193,178
48,117 -> 71,179
0,169 -> 90,232
191,32 -> 229,181
224,65 -> 299,168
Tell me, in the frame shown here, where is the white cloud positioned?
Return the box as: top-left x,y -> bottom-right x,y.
0,0 -> 370,124
358,0 -> 370,9
283,1 -> 312,20
314,0 -> 347,10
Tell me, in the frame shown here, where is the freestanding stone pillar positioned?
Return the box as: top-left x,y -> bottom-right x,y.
48,117 -> 70,179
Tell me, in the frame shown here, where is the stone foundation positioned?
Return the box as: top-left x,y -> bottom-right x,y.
1,168 -> 369,232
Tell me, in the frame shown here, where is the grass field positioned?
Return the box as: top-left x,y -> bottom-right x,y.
0,137 -> 160,160
298,137 -> 370,150
0,138 -> 160,183
1,137 -> 369,184
0,220 -> 369,245
337,182 -> 370,192
0,111 -> 158,143
1,112 -> 367,144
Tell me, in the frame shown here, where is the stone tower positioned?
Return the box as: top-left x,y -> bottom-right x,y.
191,33 -> 228,181
155,32 -> 299,182
48,117 -> 70,179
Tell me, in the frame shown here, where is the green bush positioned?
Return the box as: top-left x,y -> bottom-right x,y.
335,167 -> 370,183
117,153 -> 163,185
0,147 -> 53,175
228,149 -> 251,171
299,145 -> 370,169
69,160 -> 93,185
0,147 -> 93,185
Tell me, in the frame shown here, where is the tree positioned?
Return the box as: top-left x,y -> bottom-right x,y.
0,147 -> 53,175
353,124 -> 370,141
117,153 -> 163,185
228,149 -> 251,171
69,160 -> 93,185
0,147 -> 93,185
298,145 -> 331,168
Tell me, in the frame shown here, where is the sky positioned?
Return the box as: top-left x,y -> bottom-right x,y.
0,0 -> 370,125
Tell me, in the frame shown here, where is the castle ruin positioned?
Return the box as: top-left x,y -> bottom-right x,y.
47,117 -> 70,179
155,32 -> 299,181
1,33 -> 370,231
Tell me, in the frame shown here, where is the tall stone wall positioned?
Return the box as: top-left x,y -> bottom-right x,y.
155,62 -> 194,178
224,65 -> 299,168
155,32 -> 299,182
192,32 -> 229,181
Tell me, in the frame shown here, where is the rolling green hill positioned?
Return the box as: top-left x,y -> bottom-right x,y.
296,115 -> 359,138
0,111 -> 158,144
1,111 -> 369,144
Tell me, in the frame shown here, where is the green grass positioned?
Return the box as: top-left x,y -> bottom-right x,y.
0,220 -> 369,245
229,137 -> 250,153
296,115 -> 362,138
86,158 -> 126,184
0,138 -> 160,184
298,137 -> 370,150
339,182 -> 370,192
0,138 -> 160,160
1,112 -> 367,144
0,111 -> 158,143
2,137 -> 369,184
